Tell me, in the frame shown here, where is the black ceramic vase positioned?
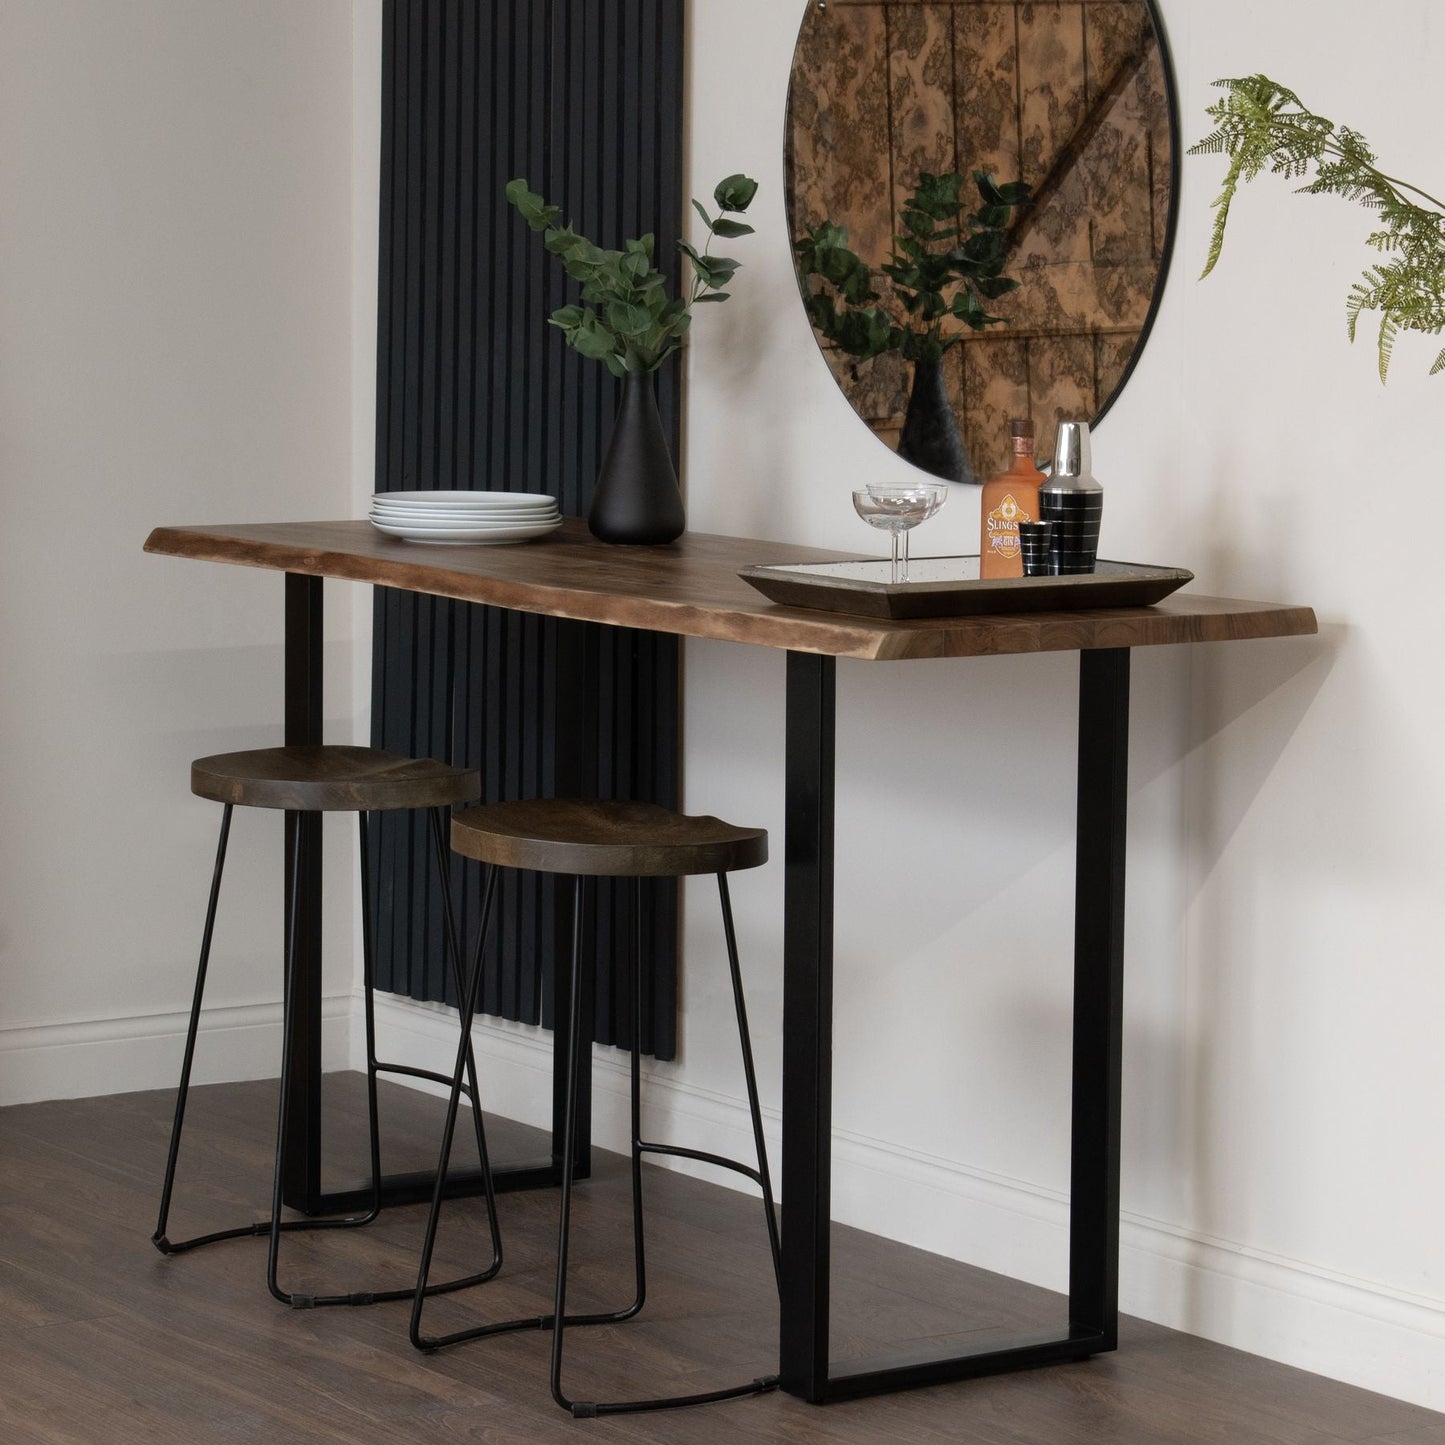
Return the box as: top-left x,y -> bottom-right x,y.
589,370 -> 685,545
897,355 -> 974,485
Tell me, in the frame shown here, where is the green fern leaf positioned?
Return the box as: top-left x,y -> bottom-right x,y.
1193,73 -> 1445,379
1376,315 -> 1397,383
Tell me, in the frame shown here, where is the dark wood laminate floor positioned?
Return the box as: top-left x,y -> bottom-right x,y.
0,1076 -> 1438,1444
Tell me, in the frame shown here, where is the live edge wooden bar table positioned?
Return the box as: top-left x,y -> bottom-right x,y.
145,517 -> 1316,1405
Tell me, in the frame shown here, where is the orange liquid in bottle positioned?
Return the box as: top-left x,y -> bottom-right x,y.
979,418 -> 1044,579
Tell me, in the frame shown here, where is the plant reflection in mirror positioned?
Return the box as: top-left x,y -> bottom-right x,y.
792,170 -> 1030,365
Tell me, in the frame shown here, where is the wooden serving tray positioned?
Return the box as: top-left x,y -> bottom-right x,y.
736,557 -> 1194,620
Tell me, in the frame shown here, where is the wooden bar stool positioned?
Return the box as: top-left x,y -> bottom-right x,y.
411,799 -> 782,1417
152,744 -> 503,1310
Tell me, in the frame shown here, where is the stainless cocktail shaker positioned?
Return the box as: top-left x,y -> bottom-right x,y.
1039,420 -> 1102,574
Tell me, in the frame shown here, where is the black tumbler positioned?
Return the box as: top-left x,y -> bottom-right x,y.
1016,520 -> 1054,577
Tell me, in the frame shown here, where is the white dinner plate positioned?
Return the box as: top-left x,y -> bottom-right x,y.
367,505 -> 557,523
369,514 -> 558,531
371,490 -> 558,509
370,516 -> 564,544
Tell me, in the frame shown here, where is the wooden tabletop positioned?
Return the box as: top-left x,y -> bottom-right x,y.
144,518 -> 1317,662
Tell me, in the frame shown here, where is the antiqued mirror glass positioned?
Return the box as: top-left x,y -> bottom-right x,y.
785,0 -> 1178,483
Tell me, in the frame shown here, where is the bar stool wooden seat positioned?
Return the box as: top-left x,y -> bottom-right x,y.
412,799 -> 781,1417
153,744 -> 504,1311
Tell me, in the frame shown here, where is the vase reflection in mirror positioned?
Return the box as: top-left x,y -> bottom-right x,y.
1040,420 -> 1103,574
898,356 -> 975,485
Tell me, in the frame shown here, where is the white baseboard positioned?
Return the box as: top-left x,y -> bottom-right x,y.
371,992 -> 1445,1414
0,997 -> 353,1106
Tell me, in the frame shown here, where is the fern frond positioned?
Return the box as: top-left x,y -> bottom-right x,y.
1193,73 -> 1445,379
1199,173 -> 1239,278
1346,283 -> 1368,342
1377,315 -> 1398,383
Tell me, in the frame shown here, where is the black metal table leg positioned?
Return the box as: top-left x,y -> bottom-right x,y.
281,574 -> 324,1214
278,571 -> 579,1217
780,650 -> 837,1402
1069,646 -> 1130,1344
778,647 -> 1131,1404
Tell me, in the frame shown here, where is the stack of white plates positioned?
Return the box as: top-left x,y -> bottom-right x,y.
370,490 -> 563,545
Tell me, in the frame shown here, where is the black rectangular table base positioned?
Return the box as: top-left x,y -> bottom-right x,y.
779,647 -> 1129,1403
307,1159 -> 564,1217
279,573 -> 587,1218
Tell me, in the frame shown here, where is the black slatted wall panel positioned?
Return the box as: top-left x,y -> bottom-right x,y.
370,0 -> 684,1058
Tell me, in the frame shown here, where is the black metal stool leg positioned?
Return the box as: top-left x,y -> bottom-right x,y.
414,874 -> 644,1354
153,804 -> 233,1253
411,864 -> 500,1347
718,872 -> 782,1295
356,810 -> 383,1225
267,815 -> 309,1303
157,805 -> 407,1279
550,875 -> 778,1418
425,807 -> 503,1281
627,877 -> 649,1312
549,876 -> 594,1412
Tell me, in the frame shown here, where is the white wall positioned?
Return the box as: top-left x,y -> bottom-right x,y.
4,0 -> 1442,1417
0,0 -> 360,1099
664,0 -> 1445,1411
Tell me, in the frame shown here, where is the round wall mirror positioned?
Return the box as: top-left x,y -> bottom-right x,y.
785,0 -> 1179,484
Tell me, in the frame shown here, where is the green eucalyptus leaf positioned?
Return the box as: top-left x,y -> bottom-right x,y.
692,199 -> 715,230
903,208 -> 936,240
710,218 -> 755,238
620,250 -> 651,283
973,275 -> 1019,299
507,170 -> 757,373
506,178 -> 561,231
840,267 -> 878,305
910,171 -> 964,219
714,174 -> 760,212
660,296 -> 689,322
973,171 -> 1006,206
960,230 -> 1007,267
607,300 -> 654,338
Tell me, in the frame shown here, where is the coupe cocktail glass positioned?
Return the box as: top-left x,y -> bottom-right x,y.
852,482 -> 948,582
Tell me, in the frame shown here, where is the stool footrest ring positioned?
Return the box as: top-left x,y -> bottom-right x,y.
636,1140 -> 765,1189
572,1375 -> 780,1418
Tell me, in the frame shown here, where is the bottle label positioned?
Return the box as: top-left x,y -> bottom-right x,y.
985,493 -> 1032,558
